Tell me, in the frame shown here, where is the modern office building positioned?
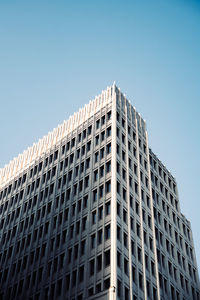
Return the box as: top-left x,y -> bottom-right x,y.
0,83 -> 199,300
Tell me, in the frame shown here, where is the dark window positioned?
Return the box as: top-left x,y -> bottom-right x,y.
106,180 -> 111,193
90,259 -> 95,276
104,249 -> 110,267
106,143 -> 111,154
97,254 -> 102,271
105,224 -> 110,239
105,201 -> 110,215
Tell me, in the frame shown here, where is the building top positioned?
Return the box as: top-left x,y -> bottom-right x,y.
0,84 -> 115,188
0,83 -> 166,190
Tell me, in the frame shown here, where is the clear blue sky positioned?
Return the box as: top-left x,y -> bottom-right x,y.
0,0 -> 200,272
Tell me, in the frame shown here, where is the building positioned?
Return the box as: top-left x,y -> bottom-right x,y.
0,83 -> 199,300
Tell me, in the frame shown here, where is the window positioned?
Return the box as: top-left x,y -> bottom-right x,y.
105,201 -> 110,215
105,224 -> 110,239
123,209 -> 127,223
71,138 -> 75,148
83,195 -> 88,208
106,180 -> 111,193
137,247 -> 142,262
122,168 -> 126,180
107,126 -> 111,137
149,236 -> 153,251
117,161 -> 120,174
131,240 -> 135,255
91,234 -> 96,248
95,152 -> 99,163
85,175 -> 89,188
72,270 -> 77,287
98,229 -> 103,244
151,261 -> 155,277
98,206 -> 103,220
70,153 -> 74,164
97,254 -> 102,271
106,143 -> 111,154
100,147 -> 105,159
99,185 -> 104,198
83,129 -> 86,139
148,215 -> 152,229
92,211 -> 96,224
104,250 -> 110,267
117,144 -> 120,154
86,158 -> 90,169
107,111 -> 111,120
68,248 -> 72,263
81,240 -> 86,255
79,180 -> 83,192
122,150 -> 125,161
82,216 -> 87,231
68,170 -> 72,181
96,119 -> 100,129
81,145 -> 85,155
117,181 -> 120,194
94,170 -> 98,182
117,251 -> 121,268
42,173 -> 46,184
137,223 -> 141,238
93,189 -> 97,202
139,273 -> 143,290
76,221 -> 80,234
100,165 -> 104,177
88,287 -> 93,296
64,157 -> 68,168
70,225 -> 74,239
129,176 -> 132,187
124,232 -> 128,247
74,244 -> 79,260
123,188 -> 126,201
73,184 -> 77,195
95,135 -> 99,145
104,278 -> 110,290
117,226 -> 121,241
135,182 -> 138,194
79,265 -> 84,282
44,158 -> 48,168
117,202 -> 120,216
101,130 -> 105,141
66,142 -> 70,152
38,162 -> 42,172
125,287 -> 129,300
101,115 -> 105,125
132,266 -> 136,284
122,133 -> 125,144
87,141 -> 91,152
106,161 -> 111,173
90,259 -> 95,276
124,258 -> 128,275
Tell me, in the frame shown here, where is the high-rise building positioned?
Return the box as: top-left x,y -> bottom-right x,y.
0,83 -> 199,300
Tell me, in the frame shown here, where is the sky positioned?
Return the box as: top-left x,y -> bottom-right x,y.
0,0 -> 200,272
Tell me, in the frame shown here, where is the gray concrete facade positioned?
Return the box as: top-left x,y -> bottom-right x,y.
0,84 -> 199,300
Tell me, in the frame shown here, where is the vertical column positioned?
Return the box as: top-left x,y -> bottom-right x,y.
135,117 -> 147,300
125,102 -> 133,300
110,92 -> 117,300
145,131 -> 161,300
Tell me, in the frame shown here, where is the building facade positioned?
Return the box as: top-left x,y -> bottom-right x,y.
0,84 -> 199,300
